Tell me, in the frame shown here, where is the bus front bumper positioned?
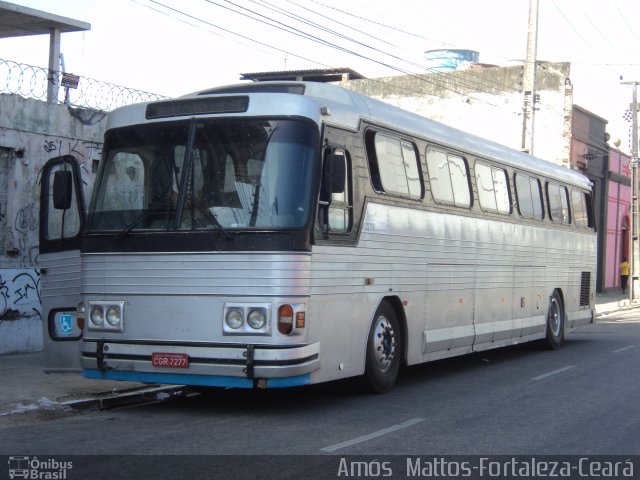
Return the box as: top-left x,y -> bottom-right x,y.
80,339 -> 320,389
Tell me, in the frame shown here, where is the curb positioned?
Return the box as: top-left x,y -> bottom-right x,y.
595,302 -> 640,318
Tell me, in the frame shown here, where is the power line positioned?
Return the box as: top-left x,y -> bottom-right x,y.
143,0 -> 332,70
218,0 -> 519,103
259,0 -> 453,76
277,0 -> 401,51
568,0 -> 630,68
298,0 -> 524,96
126,0 -> 578,158
130,0 -> 570,128
549,0 -> 617,76
195,0 -> 503,106
612,1 -> 640,46
130,0 -> 521,110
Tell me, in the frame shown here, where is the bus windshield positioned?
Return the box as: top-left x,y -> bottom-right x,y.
87,118 -> 317,233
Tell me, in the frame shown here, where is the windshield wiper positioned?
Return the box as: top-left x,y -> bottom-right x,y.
116,210 -> 155,240
116,207 -> 233,240
203,208 -> 233,240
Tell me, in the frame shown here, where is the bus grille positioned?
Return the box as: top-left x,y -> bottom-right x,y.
580,271 -> 591,306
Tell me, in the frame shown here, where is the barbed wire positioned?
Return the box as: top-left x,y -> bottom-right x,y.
0,58 -> 168,111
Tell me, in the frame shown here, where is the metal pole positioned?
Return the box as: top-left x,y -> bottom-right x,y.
622,81 -> 639,301
522,0 -> 539,155
47,27 -> 61,104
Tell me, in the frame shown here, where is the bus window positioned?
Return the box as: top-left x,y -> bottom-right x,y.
584,192 -> 595,228
426,147 -> 471,207
368,132 -> 422,198
572,190 -> 593,228
42,158 -> 85,241
547,182 -> 570,224
324,149 -> 352,233
475,162 -> 511,214
560,186 -> 570,223
90,119 -> 316,232
401,141 -> 422,198
515,173 -> 544,220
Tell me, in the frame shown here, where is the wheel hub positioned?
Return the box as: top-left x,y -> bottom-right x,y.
549,299 -> 561,336
374,316 -> 396,373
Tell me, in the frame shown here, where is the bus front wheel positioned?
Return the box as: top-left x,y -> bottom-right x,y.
543,291 -> 565,350
364,302 -> 402,393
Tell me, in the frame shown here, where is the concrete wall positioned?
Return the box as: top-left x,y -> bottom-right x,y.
338,62 -> 573,168
0,94 -> 105,354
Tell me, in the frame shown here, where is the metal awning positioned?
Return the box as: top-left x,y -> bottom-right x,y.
0,1 -> 90,102
0,0 -> 89,38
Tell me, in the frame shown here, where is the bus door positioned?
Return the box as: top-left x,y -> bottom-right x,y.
38,155 -> 86,372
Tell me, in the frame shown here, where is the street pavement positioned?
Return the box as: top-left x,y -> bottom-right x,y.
0,289 -> 636,418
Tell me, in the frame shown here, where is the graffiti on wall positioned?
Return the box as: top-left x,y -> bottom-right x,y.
0,269 -> 40,320
4,136 -> 102,269
12,202 -> 38,267
0,150 -> 9,256
41,138 -> 102,181
1,134 -> 101,340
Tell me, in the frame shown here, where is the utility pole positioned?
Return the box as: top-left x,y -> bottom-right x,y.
522,0 -> 539,155
622,80 -> 639,301
46,27 -> 61,104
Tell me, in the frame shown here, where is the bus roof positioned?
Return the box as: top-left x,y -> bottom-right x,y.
109,81 -> 591,190
199,82 -> 590,189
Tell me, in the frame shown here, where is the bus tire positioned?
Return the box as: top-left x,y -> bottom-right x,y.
364,302 -> 402,393
543,291 -> 565,350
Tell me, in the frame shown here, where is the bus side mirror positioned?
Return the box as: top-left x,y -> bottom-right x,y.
325,153 -> 345,194
53,170 -> 73,210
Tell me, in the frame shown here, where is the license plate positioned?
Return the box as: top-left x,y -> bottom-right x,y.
151,352 -> 189,368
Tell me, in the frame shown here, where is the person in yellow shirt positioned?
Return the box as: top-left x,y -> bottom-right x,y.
620,257 -> 630,294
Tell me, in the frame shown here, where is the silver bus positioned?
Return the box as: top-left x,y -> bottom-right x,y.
39,82 -> 596,393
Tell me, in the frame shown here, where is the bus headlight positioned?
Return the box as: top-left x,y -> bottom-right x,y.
90,306 -> 104,327
106,306 -> 121,327
87,301 -> 124,332
225,308 -> 244,329
247,308 -> 267,330
223,303 -> 271,335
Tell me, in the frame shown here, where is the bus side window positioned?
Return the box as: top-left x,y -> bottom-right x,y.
319,149 -> 352,233
426,147 -> 471,207
572,189 -> 594,228
515,173 -> 544,220
475,162 -> 511,214
547,182 -> 571,225
585,192 -> 595,229
367,132 -> 423,198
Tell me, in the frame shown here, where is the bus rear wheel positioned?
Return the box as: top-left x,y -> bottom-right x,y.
543,291 -> 565,350
364,302 -> 402,393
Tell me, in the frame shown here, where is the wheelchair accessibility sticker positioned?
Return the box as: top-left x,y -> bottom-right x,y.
57,314 -> 74,336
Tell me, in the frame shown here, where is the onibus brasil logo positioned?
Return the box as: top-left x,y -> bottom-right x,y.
8,457 -> 73,479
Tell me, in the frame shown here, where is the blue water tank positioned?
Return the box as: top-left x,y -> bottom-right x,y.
424,49 -> 480,72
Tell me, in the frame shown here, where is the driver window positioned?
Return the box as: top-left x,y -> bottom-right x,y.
319,148 -> 352,234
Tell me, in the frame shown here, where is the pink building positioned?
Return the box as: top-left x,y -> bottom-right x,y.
605,149 -> 631,289
571,107 -> 631,292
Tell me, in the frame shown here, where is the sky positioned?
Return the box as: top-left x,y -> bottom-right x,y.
1,0 -> 640,152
